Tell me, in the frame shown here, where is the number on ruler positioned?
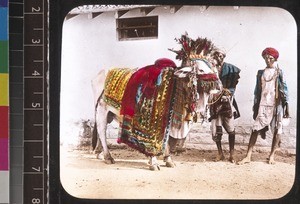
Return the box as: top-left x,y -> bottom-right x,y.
32,39 -> 41,44
32,70 -> 41,76
32,103 -> 41,108
32,166 -> 41,172
32,7 -> 41,12
32,198 -> 41,204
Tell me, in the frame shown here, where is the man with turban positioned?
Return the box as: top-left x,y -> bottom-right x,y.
238,47 -> 289,165
210,48 -> 241,163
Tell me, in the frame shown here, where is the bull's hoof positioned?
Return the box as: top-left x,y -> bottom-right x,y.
96,152 -> 104,160
104,157 -> 115,164
165,161 -> 175,168
164,156 -> 175,168
237,158 -> 251,165
149,164 -> 160,171
148,157 -> 161,170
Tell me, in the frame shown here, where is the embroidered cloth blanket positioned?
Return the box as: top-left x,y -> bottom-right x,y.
103,59 -> 177,156
119,66 -> 175,156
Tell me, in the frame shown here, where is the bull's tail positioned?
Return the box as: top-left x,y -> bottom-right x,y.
92,121 -> 98,150
92,90 -> 104,151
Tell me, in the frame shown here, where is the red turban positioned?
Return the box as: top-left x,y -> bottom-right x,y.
262,47 -> 279,60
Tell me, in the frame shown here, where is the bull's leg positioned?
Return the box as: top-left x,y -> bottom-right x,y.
228,131 -> 236,163
94,138 -> 102,159
268,129 -> 281,165
96,106 -> 115,164
238,130 -> 258,165
163,142 -> 175,168
92,121 -> 102,157
148,157 -> 160,171
168,136 -> 177,153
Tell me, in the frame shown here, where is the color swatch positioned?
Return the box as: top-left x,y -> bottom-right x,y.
0,0 -> 9,203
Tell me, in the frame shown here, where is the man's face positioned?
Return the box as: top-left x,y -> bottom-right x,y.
264,54 -> 276,68
214,52 -> 225,66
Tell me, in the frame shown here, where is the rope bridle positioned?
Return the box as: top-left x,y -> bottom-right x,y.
207,88 -> 231,106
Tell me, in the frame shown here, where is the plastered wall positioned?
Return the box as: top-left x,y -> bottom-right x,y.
60,6 -> 297,150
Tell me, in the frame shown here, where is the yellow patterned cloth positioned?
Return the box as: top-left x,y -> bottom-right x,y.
119,67 -> 175,156
103,68 -> 135,109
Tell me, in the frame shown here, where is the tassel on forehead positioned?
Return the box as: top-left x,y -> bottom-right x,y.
262,47 -> 279,60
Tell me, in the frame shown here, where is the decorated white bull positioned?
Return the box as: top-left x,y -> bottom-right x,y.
91,34 -> 223,170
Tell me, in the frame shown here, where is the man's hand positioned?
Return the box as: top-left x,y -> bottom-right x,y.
283,103 -> 290,118
252,103 -> 259,120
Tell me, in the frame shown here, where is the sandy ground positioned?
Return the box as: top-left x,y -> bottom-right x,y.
60,144 -> 296,200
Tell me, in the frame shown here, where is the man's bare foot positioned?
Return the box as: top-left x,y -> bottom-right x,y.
229,156 -> 236,164
238,157 -> 251,165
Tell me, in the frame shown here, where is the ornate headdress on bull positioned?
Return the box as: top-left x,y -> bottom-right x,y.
168,32 -> 221,122
168,32 -> 216,67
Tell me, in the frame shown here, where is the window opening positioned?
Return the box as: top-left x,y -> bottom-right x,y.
117,16 -> 158,40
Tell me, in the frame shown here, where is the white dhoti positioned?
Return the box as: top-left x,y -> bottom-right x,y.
253,105 -> 283,134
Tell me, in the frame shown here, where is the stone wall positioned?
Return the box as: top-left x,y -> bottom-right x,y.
185,121 -> 296,154
105,119 -> 296,154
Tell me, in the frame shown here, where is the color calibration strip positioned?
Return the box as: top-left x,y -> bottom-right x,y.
0,0 -> 9,203
23,0 -> 48,203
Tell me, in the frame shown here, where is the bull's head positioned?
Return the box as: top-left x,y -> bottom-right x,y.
173,58 -> 221,123
169,33 -> 223,122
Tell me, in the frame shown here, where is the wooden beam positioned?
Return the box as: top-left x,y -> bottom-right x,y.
88,12 -> 103,19
199,6 -> 209,13
115,10 -> 129,18
140,7 -> 155,16
170,5 -> 182,14
65,14 -> 78,20
92,12 -> 103,19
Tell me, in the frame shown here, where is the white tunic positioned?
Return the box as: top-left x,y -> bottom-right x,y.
260,67 -> 276,106
252,67 -> 283,133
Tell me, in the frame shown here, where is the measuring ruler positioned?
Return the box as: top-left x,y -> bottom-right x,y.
23,0 -> 48,203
